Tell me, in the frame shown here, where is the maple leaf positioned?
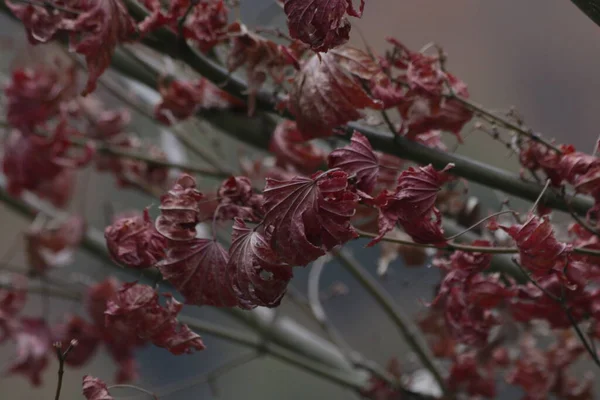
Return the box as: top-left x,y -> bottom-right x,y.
83,376 -> 114,400
8,318 -> 52,386
105,208 -> 167,269
228,219 -> 293,309
283,0 -> 365,52
214,176 -> 264,222
157,239 -> 239,307
0,274 -> 27,343
288,47 -> 383,139
5,66 -> 77,130
447,240 -> 493,273
65,0 -> 136,95
371,164 -> 453,244
328,131 -> 382,194
25,215 -> 85,274
501,215 -> 571,275
5,0 -> 67,44
156,174 -> 205,241
227,23 -> 298,115
262,169 -> 359,266
270,120 -> 327,175
155,78 -> 243,125
105,282 -> 205,354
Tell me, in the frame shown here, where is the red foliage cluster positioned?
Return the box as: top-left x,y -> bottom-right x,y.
373,38 -> 473,143
155,78 -> 243,124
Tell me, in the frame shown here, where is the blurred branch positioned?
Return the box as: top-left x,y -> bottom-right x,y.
113,0 -> 596,218
571,0 -> 600,27
332,248 -> 448,396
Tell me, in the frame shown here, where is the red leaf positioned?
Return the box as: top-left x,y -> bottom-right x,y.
5,1 -> 66,44
53,315 -> 99,367
66,0 -> 135,95
270,120 -> 327,175
105,208 -> 167,269
328,131 -> 381,194
25,215 -> 85,274
214,176 -> 263,222
83,375 -> 114,400
156,174 -> 205,241
288,47 -> 383,139
139,0 -> 228,52
105,282 -> 205,354
228,219 -> 293,309
501,215 -> 571,275
371,164 -> 453,244
0,274 -> 27,342
262,169 -> 359,266
283,0 -> 365,52
5,66 -> 77,130
447,240 -> 493,273
157,240 -> 238,307
227,23 -> 297,115
155,78 -> 243,125
8,318 -> 52,386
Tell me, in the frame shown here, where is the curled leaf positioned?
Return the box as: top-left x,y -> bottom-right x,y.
283,0 -> 365,52
83,376 -> 114,400
288,47 -> 383,138
105,282 -> 205,354
228,219 -> 293,309
156,175 -> 204,241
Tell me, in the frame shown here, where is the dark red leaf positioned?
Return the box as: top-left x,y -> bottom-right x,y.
328,131 -> 381,194
5,65 -> 77,130
5,0 -> 67,44
214,176 -> 263,222
155,78 -> 243,125
501,215 -> 571,275
371,164 -> 453,244
288,47 -> 383,139
8,318 -> 51,386
105,282 -> 205,354
53,315 -> 99,367
227,22 -> 297,115
83,375 -> 114,400
447,240 -> 493,273
66,0 -> 136,95
156,174 -> 205,241
157,239 -> 239,307
25,215 -> 85,274
283,0 -> 365,52
105,208 -> 167,269
228,219 -> 293,309
0,274 -> 27,342
270,120 -> 327,175
262,169 -> 359,266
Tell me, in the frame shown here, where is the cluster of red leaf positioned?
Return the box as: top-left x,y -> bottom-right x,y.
227,22 -> 301,116
139,0 -> 228,52
7,0 -> 135,95
520,142 -> 600,222
25,215 -> 85,275
372,38 -> 473,145
154,77 -> 243,124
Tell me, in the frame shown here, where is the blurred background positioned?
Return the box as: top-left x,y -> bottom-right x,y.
1,0 -> 600,399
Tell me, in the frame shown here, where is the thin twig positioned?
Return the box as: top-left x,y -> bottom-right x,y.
54,340 -> 77,400
107,384 -> 158,400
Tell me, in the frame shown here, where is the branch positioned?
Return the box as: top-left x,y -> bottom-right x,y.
332,248 -> 448,396
114,0 -> 595,217
571,0 -> 600,27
